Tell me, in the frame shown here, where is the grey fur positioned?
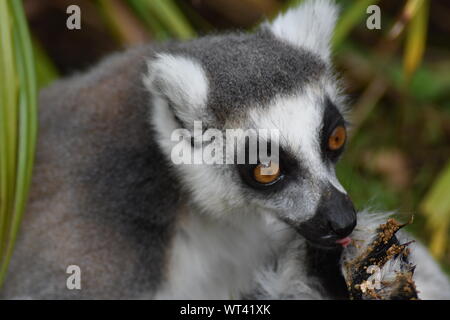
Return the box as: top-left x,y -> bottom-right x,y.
1,45 -> 183,299
161,30 -> 326,125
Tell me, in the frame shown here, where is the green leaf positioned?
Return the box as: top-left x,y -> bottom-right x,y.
403,0 -> 429,81
127,0 -> 170,40
333,0 -> 381,48
127,0 -> 195,39
420,161 -> 450,259
0,0 -> 38,287
0,0 -> 18,263
33,39 -> 58,89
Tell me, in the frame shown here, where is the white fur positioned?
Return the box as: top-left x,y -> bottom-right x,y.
144,54 -> 209,126
250,238 -> 326,299
248,86 -> 347,213
145,55 -> 255,219
403,237 -> 450,299
154,208 -> 292,299
266,0 -> 339,61
149,95 -> 249,217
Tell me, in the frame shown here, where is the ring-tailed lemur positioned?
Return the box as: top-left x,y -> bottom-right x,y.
2,0 -> 449,299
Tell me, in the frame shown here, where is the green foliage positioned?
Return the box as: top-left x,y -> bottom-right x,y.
333,0 -> 381,48
126,0 -> 196,40
0,0 -> 38,286
403,0 -> 429,81
421,161 -> 450,258
33,39 -> 58,89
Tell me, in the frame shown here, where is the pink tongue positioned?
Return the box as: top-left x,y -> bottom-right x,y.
336,237 -> 352,247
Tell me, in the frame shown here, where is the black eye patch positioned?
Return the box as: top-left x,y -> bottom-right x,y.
236,140 -> 299,193
320,98 -> 347,162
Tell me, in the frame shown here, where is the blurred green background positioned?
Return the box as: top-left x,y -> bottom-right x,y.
1,0 -> 449,284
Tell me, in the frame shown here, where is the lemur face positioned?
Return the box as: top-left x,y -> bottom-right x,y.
145,0 -> 356,248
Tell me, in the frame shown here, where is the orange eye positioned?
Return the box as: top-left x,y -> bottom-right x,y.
253,161 -> 281,184
328,126 -> 346,150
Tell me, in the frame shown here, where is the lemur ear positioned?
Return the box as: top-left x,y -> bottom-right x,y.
265,0 -> 339,61
143,54 -> 209,126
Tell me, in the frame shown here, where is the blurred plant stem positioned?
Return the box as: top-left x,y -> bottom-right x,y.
126,0 -> 195,40
349,0 -> 428,138
333,0 -> 380,48
33,39 -> 58,89
97,0 -> 151,45
421,161 -> 450,259
0,0 -> 38,287
403,0 -> 429,82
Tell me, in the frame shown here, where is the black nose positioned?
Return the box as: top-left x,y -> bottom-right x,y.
330,212 -> 356,237
295,184 -> 358,247
325,189 -> 357,238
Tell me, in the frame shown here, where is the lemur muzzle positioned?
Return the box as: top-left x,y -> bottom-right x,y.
297,185 -> 357,248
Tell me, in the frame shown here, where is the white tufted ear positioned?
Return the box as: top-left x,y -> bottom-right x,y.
265,0 -> 339,61
143,53 -> 209,126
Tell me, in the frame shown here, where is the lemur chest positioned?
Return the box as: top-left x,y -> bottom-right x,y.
154,209 -> 284,299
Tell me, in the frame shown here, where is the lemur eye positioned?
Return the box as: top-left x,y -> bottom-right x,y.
328,126 -> 346,151
253,161 -> 281,184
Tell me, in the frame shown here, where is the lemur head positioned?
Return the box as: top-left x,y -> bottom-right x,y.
144,0 -> 356,248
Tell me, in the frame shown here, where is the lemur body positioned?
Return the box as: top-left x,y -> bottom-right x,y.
2,0 -> 449,299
